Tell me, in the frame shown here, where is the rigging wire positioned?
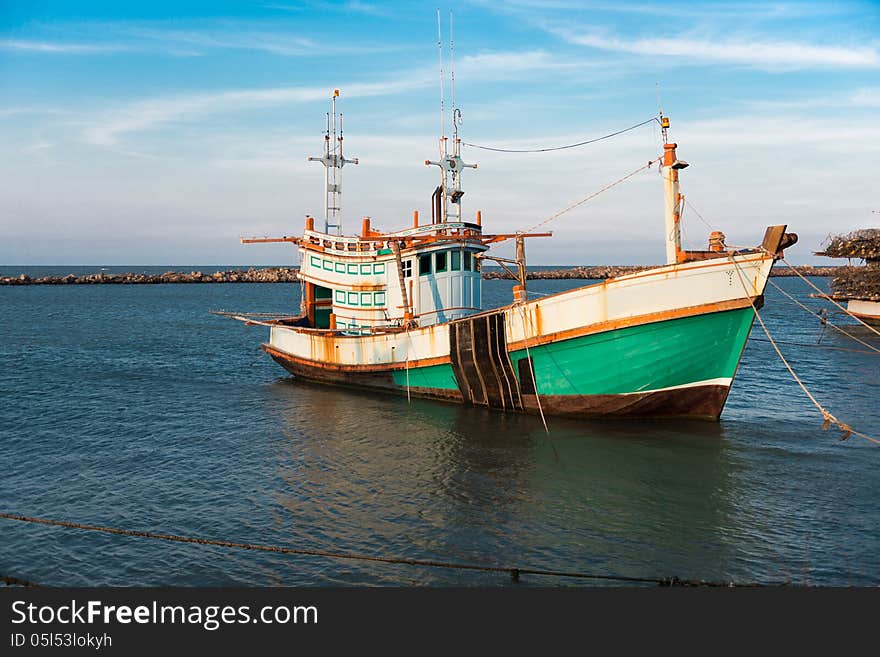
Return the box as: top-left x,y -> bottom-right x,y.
462,117 -> 660,153
517,158 -> 658,236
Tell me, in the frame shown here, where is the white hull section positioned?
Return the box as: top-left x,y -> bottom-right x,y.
847,299 -> 880,320
268,252 -> 774,367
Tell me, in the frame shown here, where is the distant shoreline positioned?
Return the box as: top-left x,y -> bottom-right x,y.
0,265 -> 837,286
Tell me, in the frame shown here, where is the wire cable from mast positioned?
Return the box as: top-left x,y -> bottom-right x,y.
462,117 -> 660,153
516,157 -> 658,237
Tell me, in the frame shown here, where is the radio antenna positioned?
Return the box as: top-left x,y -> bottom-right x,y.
437,8 -> 446,157
450,10 -> 457,141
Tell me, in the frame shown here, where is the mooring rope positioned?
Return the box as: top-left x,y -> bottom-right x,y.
772,253 -> 880,339
730,257 -> 879,446
766,279 -> 880,354
0,512 -> 763,586
462,117 -> 660,153
748,336 -> 880,356
1,573 -> 39,587
516,305 -> 549,434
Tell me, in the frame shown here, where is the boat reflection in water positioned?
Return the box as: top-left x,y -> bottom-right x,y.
263,379 -> 780,585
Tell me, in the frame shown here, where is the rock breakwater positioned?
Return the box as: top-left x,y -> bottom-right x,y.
1,265 -> 835,285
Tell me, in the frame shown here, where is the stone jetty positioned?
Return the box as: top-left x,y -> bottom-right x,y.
481,265 -> 836,280
0,267 -> 299,286
1,264 -> 835,286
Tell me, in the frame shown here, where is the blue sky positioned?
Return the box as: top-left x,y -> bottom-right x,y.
1,0 -> 878,265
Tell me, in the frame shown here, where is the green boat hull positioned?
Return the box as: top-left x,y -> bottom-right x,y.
270,305 -> 756,420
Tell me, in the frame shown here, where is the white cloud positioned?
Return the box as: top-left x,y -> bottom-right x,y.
0,39 -> 123,54
78,50 -> 581,145
553,30 -> 880,69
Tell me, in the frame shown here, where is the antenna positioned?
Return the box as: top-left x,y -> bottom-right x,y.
450,10 -> 457,141
308,89 -> 358,235
437,8 -> 445,150
656,82 -> 669,144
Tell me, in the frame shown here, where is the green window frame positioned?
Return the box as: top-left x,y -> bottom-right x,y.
374,263 -> 386,275
347,264 -> 359,275
347,291 -> 358,305
374,291 -> 386,305
311,256 -> 321,268
335,262 -> 345,273
360,292 -> 372,306
360,264 -> 372,275
451,250 -> 461,271
419,254 -> 432,276
334,290 -> 346,303
464,251 -> 472,271
435,251 -> 447,273
323,260 -> 333,271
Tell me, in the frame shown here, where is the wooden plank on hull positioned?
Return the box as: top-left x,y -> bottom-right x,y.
449,312 -> 523,411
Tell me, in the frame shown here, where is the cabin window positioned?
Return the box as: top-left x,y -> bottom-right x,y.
347,291 -> 358,305
323,260 -> 333,271
335,262 -> 345,273
310,256 -> 321,268
374,291 -> 386,305
451,250 -> 461,271
334,290 -> 346,303
360,292 -> 372,306
374,263 -> 386,275
464,251 -> 472,271
347,264 -> 359,275
402,260 -> 412,278
435,251 -> 447,273
360,264 -> 372,275
419,254 -> 432,275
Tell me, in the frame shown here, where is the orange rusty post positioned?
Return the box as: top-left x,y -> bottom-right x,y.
476,210 -> 482,226
329,313 -> 337,330
361,217 -> 371,237
305,281 -> 316,327
305,215 -> 314,231
413,210 -> 419,228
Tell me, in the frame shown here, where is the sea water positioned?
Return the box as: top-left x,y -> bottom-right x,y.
1,275 -> 878,586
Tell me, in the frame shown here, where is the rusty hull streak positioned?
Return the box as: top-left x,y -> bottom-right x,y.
521,385 -> 731,420
267,348 -> 463,402
263,343 -> 450,372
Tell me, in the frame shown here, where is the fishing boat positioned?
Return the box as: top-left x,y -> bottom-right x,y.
814,229 -> 880,325
231,89 -> 797,420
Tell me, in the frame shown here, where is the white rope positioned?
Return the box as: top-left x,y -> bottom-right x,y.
766,279 -> 880,354
772,252 -> 880,339
730,256 -> 879,446
517,304 -> 549,434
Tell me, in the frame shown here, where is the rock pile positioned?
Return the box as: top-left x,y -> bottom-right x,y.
829,266 -> 880,301
0,267 -> 300,286
1,264 -> 836,286
816,228 -> 880,261
481,265 -> 835,280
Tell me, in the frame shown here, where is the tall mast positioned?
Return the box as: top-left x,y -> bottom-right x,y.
659,114 -> 688,264
308,89 -> 358,235
426,11 -> 475,224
